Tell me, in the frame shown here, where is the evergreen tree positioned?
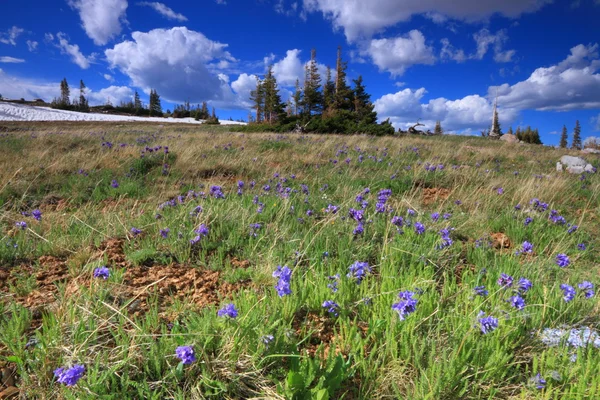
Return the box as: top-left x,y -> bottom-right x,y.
515,127 -> 522,141
571,120 -> 582,150
532,128 -> 542,145
133,91 -> 142,112
491,109 -> 502,135
334,46 -> 353,112
559,125 -> 568,148
301,49 -> 323,115
434,121 -> 443,135
249,77 -> 265,123
322,66 -> 335,113
352,75 -> 377,125
149,89 -> 162,116
262,65 -> 286,124
292,79 -> 302,116
507,126 -> 513,135
78,80 -> 89,112
60,78 -> 70,106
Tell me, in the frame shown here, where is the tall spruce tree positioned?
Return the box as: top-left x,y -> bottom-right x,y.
292,79 -> 302,116
249,77 -> 265,123
559,125 -> 568,148
60,78 -> 70,106
571,120 -> 582,150
133,91 -> 142,111
149,89 -> 162,116
352,75 -> 377,125
322,66 -> 335,113
507,126 -> 514,135
301,49 -> 323,115
78,80 -> 89,112
262,65 -> 285,124
434,121 -> 443,135
491,108 -> 502,136
334,46 -> 353,111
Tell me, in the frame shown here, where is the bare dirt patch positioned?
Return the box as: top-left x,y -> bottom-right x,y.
422,188 -> 451,205
96,238 -> 129,268
490,232 -> 512,249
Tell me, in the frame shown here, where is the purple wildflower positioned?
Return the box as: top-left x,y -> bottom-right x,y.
322,300 -> 340,316
414,222 -> 425,235
497,273 -> 514,288
273,266 -> 292,297
520,241 -> 534,254
391,216 -> 404,227
531,373 -> 546,390
556,253 -> 570,268
15,221 -> 27,230
578,281 -> 594,298
209,185 -> 225,199
175,346 -> 196,364
130,227 -> 142,236
217,303 -> 238,318
392,291 -> 418,321
560,284 -> 576,302
31,209 -> 42,221
93,266 -> 110,280
518,277 -> 533,293
508,295 -> 526,310
478,314 -> 499,334
347,261 -> 371,284
111,179 -> 119,188
524,217 -> 533,226
160,228 -> 170,238
577,243 -> 586,251
430,212 -> 440,222
54,365 -> 85,386
474,286 -> 488,297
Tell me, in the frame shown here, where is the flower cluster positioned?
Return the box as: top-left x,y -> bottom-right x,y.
392,291 -> 418,321
273,265 -> 292,297
322,300 -> 340,316
217,303 -> 238,318
93,266 -> 110,280
175,346 -> 196,364
347,261 -> 371,284
478,313 -> 499,334
54,365 -> 85,386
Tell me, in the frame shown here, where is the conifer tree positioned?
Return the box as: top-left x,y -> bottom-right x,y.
507,126 -> 514,135
293,79 -> 302,116
78,80 -> 89,112
149,89 -> 162,116
515,127 -> 522,141
334,46 -> 353,112
491,109 -> 502,136
352,75 -> 377,125
434,121 -> 443,135
322,66 -> 335,113
559,125 -> 568,148
571,120 -> 582,150
262,65 -> 285,124
60,78 -> 70,106
301,49 -> 323,115
249,77 -> 265,123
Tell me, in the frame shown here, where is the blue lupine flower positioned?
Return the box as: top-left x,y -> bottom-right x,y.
130,227 -> 142,236
54,364 -> 85,386
32,209 -> 42,221
217,303 -> 238,318
93,266 -> 110,280
195,224 -> 209,237
577,243 -> 586,251
524,217 -> 533,226
209,185 -> 225,199
353,223 -> 364,235
322,300 -> 339,316
568,225 -> 578,234
519,241 -> 533,254
478,314 -> 499,334
518,277 -> 533,293
391,216 -> 404,227
273,265 -> 292,297
438,228 -> 453,249
474,286 -> 488,297
15,221 -> 27,230
175,346 -> 196,364
261,335 -> 274,346
430,212 -> 440,222
325,204 -> 339,214
347,261 -> 371,284
392,291 -> 418,321
160,228 -> 170,238
348,208 -> 364,222
560,284 -> 576,302
443,213 -> 452,220
111,179 -> 119,188
556,253 -> 570,268
327,274 -> 340,293
530,373 -> 546,390
497,187 -> 504,195
508,295 -> 526,310
497,273 -> 514,288
578,281 -> 595,298
414,222 -> 425,235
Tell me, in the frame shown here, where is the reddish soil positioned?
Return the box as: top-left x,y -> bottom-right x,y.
422,188 -> 451,205
490,232 -> 512,249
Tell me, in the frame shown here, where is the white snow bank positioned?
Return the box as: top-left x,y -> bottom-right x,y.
0,102 -> 247,125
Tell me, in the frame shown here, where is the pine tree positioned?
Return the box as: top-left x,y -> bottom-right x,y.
491,109 -> 502,136
78,80 -> 89,112
352,75 -> 377,125
149,89 -> 162,116
249,77 -> 265,123
334,46 -> 353,112
515,127 -> 522,141
262,65 -> 285,124
434,121 -> 443,135
60,78 -> 70,106
532,128 -> 542,145
301,49 -> 323,116
571,120 -> 582,150
293,79 -> 302,116
322,66 -> 335,113
559,125 -> 568,148
507,126 -> 513,136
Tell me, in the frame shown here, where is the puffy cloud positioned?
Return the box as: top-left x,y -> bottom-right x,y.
26,40 -> 38,52
137,2 -> 187,21
0,69 -> 60,101
0,56 -> 25,63
50,32 -> 91,69
68,0 -> 128,46
365,30 -> 436,76
86,85 -> 134,105
0,26 -> 25,46
303,0 -> 550,41
272,49 -> 304,86
374,87 -> 519,132
492,43 -> 600,111
105,27 -> 236,103
230,73 -> 259,108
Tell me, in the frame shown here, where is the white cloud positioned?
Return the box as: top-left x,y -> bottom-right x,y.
492,43 -> 600,111
0,56 -> 25,63
440,38 -> 467,62
26,40 -> 38,52
303,0 -> 551,41
231,73 -> 259,108
374,87 -> 519,132
50,32 -> 92,69
103,73 -> 115,82
0,26 -> 25,46
365,30 -> 436,77
473,29 -> 515,62
137,2 -> 187,21
68,0 -> 128,46
272,49 -> 304,86
87,85 -> 133,105
105,27 -> 236,104
592,114 -> 600,131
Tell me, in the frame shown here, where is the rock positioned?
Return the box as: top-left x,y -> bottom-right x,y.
556,162 -> 563,172
582,148 -> 600,154
500,134 -> 518,143
558,155 -> 594,174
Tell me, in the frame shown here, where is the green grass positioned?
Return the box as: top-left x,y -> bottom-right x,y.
0,123 -> 599,399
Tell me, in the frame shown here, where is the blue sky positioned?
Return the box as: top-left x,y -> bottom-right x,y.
1,0 -> 599,144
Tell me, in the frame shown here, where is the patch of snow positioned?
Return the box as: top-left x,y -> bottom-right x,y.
0,102 -> 246,125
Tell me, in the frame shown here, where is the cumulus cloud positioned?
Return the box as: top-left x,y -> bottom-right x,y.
303,0 -> 551,41
137,2 -> 187,21
0,26 -> 25,46
26,40 -> 38,52
105,27 -> 236,104
492,43 -> 600,111
272,49 -> 304,86
230,73 -> 259,108
365,30 -> 436,76
0,56 -> 25,63
374,87 -> 519,132
50,32 -> 92,69
68,0 -> 128,46
87,85 -> 134,105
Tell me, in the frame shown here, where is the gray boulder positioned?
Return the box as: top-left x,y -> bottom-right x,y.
558,155 -> 594,174
500,134 -> 518,143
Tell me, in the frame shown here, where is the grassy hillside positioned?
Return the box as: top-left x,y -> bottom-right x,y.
1,122 -> 599,399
